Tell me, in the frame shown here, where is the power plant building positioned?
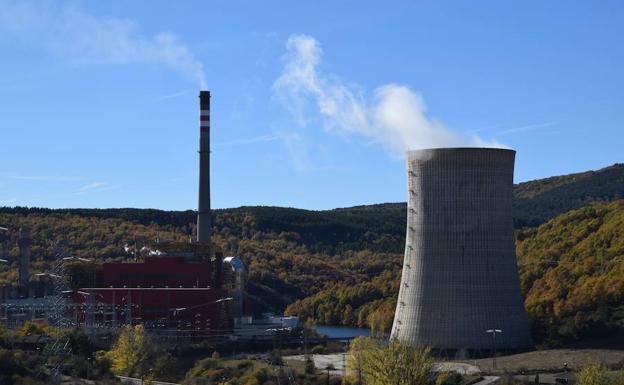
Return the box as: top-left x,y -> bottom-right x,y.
1,90 -> 298,339
391,148 -> 532,352
69,90 -> 230,333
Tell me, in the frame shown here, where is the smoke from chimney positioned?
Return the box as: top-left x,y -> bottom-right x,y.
197,91 -> 211,244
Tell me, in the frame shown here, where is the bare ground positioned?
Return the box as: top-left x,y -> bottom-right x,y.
459,349 -> 624,374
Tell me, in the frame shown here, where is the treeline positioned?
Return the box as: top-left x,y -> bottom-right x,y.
0,206 -> 198,228
2,163 -> 623,250
513,163 -> 624,228
0,203 -> 408,255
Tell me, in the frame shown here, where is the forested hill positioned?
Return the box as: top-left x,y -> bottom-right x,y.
1,204 -> 407,254
3,163 -> 623,253
513,163 -> 624,228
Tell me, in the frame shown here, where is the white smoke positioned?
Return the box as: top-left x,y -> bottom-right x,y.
273,34 -> 503,156
0,1 -> 206,88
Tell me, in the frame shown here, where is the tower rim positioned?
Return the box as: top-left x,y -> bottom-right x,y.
406,147 -> 515,155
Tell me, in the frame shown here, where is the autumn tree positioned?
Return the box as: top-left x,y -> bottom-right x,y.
0,323 -> 6,345
345,336 -> 373,385
17,320 -> 49,337
346,337 -> 434,385
576,362 -> 624,385
102,324 -> 154,377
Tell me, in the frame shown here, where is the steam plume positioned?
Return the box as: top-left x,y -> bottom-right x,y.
0,1 -> 206,88
273,34 -> 503,156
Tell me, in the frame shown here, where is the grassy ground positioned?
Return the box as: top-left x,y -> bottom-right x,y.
221,356 -> 317,377
461,349 -> 624,374
284,357 -> 308,374
220,358 -> 271,370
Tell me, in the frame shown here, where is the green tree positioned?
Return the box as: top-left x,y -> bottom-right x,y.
342,305 -> 355,326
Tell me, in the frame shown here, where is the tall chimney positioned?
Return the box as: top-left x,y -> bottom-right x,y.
18,226 -> 31,288
197,91 -> 211,244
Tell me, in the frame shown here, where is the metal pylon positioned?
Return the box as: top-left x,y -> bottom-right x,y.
43,252 -> 73,377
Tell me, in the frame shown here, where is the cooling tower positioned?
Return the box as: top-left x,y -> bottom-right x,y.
391,148 -> 531,352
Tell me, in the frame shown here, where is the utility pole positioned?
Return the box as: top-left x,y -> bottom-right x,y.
0,227 -> 8,326
0,226 -> 8,262
486,329 -> 502,370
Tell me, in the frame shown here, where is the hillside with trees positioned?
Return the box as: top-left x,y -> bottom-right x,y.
517,200 -> 624,345
513,163 -> 624,228
1,164 -> 624,345
0,209 -> 403,317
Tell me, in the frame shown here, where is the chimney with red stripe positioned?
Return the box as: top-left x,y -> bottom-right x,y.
197,91 -> 211,245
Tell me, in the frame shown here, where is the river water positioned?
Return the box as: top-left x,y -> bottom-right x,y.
314,325 -> 371,339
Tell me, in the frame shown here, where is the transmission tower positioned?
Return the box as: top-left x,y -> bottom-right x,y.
43,251 -> 74,377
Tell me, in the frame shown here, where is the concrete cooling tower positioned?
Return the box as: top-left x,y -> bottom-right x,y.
391,148 -> 532,353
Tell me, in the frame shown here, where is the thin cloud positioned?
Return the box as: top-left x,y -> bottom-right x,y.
496,121 -> 558,136
213,131 -> 312,170
76,182 -> 118,194
155,89 -> 191,101
0,1 -> 206,88
465,124 -> 501,135
280,131 -> 311,171
214,133 -> 294,147
8,175 -> 79,182
0,198 -> 17,206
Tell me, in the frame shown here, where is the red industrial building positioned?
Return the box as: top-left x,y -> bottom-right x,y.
71,252 -> 232,333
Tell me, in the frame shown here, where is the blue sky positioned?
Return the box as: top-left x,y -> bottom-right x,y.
0,0 -> 622,210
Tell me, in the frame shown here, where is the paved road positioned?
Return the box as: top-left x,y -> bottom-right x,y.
433,362 -> 481,375
286,354 -> 482,376
286,353 -> 347,375
472,376 -> 500,385
116,375 -> 180,385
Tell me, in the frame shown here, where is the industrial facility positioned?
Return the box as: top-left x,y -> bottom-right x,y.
391,148 -> 532,354
0,91 -> 296,340
66,90 -> 234,336
2,96 -> 531,351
